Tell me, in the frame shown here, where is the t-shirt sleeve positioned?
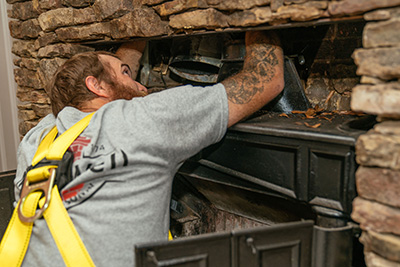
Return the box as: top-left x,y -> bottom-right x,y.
121,83 -> 228,164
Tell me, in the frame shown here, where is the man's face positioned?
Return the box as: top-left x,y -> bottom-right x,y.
99,54 -> 148,100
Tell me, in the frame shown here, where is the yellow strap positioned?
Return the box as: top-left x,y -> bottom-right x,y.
0,192 -> 41,266
41,186 -> 95,267
0,112 -> 95,267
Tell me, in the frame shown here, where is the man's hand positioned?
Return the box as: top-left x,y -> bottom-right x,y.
115,40 -> 147,80
221,31 -> 284,127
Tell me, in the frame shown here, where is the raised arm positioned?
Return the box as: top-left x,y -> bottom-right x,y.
222,31 -> 284,127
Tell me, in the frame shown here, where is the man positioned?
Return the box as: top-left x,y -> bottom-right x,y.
14,30 -> 283,266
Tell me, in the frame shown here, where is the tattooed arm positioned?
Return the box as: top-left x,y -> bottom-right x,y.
222,31 -> 284,127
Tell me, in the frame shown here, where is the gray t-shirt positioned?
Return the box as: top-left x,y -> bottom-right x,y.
15,83 -> 228,267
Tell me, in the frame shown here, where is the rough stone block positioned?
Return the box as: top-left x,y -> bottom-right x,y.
32,104 -> 52,118
273,4 -> 325,21
110,8 -> 171,38
14,68 -> 43,89
14,58 -> 40,70
207,0 -> 271,11
19,120 -> 39,136
351,82 -> 400,116
356,127 -> 400,170
37,43 -> 94,59
141,0 -> 165,5
352,197 -> 400,235
73,7 -> 98,25
17,88 -> 50,105
364,251 -> 400,267
12,40 -> 38,58
38,0 -> 63,10
8,1 -> 40,20
153,0 -> 207,17
62,0 -> 95,8
9,19 -> 42,39
356,166 -> 400,208
38,8 -> 74,32
39,57 -> 67,84
363,19 -> 400,48
93,0 -> 134,20
35,32 -> 59,48
360,230 -> 400,262
360,75 -> 386,85
353,47 -> 400,80
328,0 -> 400,17
169,8 -> 229,29
229,7 -> 272,27
56,22 -> 111,42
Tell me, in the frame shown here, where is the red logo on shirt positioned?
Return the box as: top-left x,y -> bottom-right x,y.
70,136 -> 91,161
62,183 -> 84,200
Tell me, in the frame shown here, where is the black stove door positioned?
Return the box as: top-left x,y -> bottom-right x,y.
135,220 -> 313,267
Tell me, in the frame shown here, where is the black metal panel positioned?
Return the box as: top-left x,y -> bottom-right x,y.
135,232 -> 231,267
0,170 -> 16,240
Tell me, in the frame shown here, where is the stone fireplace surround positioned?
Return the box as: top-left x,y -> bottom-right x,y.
6,0 -> 400,266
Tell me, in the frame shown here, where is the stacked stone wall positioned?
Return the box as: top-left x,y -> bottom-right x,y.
6,0 -> 400,265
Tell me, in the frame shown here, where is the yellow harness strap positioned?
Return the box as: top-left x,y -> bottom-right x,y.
0,113 -> 95,267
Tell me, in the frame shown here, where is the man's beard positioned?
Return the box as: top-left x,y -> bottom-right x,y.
110,81 -> 148,101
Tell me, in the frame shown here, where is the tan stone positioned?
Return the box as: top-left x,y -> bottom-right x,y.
273,4 -> 325,21
18,109 -> 37,121
19,120 -> 39,136
56,22 -> 111,42
271,0 -> 283,12
207,0 -> 271,11
363,19 -> 400,48
356,129 -> 400,169
38,8 -> 74,32
35,32 -> 59,48
9,19 -> 42,39
14,68 -> 43,89
360,75 -> 386,85
169,8 -> 229,29
17,89 -> 50,105
14,58 -> 40,70
374,121 -> 400,136
229,6 -> 272,27
73,7 -> 98,25
352,197 -> 400,235
31,104 -> 52,118
361,231 -> 400,262
8,1 -> 40,20
351,82 -> 400,116
354,47 -> 400,80
356,166 -> 400,208
328,0 -> 400,17
38,0 -> 63,10
154,0 -> 207,16
39,57 -> 67,84
62,0 -> 95,8
364,251 -> 400,267
37,43 -> 94,59
93,0 -> 134,20
110,8 -> 171,38
141,0 -> 165,5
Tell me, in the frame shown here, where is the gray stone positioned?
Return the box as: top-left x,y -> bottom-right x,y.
364,251 -> 400,267
169,8 -> 229,29
14,68 -> 43,89
153,0 -> 207,17
328,0 -> 400,17
38,8 -> 74,32
361,230 -> 400,262
356,128 -> 400,170
8,1 -> 40,20
356,166 -> 400,208
351,197 -> 400,235
363,19 -> 400,48
353,47 -> 400,80
12,40 -> 37,58
9,19 -> 42,39
37,43 -> 94,59
351,82 -> 400,116
93,0 -> 134,20
229,7 -> 272,27
110,8 -> 171,38
56,22 -> 111,42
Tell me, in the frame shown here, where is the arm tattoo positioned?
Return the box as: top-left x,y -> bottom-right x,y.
224,45 -> 279,104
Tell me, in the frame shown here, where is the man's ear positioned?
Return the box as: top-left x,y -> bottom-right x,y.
85,76 -> 111,98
